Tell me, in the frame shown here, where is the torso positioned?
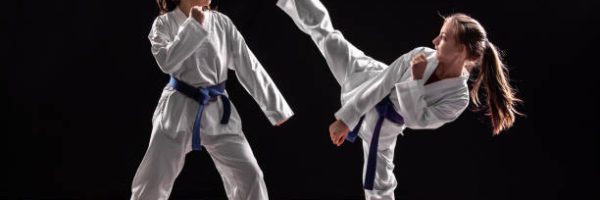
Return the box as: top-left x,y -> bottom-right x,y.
425,73 -> 441,85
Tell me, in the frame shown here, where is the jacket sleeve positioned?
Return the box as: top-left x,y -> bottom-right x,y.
148,16 -> 209,74
394,79 -> 469,129
225,16 -> 294,125
334,52 -> 411,129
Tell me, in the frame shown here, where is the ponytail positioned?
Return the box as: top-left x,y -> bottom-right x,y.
470,41 -> 522,135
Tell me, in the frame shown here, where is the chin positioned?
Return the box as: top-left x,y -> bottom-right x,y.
435,52 -> 443,61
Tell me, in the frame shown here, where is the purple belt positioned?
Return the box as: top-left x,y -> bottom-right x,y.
346,96 -> 404,190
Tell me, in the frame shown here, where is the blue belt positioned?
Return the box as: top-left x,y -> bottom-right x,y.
168,76 -> 231,151
346,96 -> 404,190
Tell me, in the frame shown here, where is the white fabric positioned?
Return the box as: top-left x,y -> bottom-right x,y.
277,0 -> 469,199
131,7 -> 294,200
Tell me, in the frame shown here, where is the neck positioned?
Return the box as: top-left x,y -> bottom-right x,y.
178,3 -> 191,17
436,60 -> 464,79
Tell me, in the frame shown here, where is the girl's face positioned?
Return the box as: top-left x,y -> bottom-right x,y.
432,20 -> 466,65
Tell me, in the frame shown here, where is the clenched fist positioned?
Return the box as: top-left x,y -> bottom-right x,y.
190,6 -> 205,25
329,119 -> 350,147
410,53 -> 427,80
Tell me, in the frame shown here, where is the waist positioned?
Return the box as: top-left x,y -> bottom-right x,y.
167,76 -> 227,103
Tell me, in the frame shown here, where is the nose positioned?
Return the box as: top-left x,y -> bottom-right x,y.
432,36 -> 439,47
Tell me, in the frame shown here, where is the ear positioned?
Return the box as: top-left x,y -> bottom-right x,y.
459,43 -> 466,51
459,44 -> 470,60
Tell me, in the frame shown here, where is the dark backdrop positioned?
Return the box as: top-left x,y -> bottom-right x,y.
4,0 -> 598,199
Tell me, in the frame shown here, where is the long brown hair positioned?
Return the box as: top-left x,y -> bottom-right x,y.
446,13 -> 522,135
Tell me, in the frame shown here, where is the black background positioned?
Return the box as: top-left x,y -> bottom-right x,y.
4,0 -> 599,199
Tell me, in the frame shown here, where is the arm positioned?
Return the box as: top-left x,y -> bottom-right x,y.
394,80 -> 469,129
149,10 -> 208,74
226,17 -> 294,126
329,55 -> 408,146
395,49 -> 469,129
334,52 -> 412,130
330,81 -> 468,146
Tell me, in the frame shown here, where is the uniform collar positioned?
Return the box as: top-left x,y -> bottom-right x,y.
423,53 -> 439,83
423,54 -> 469,89
173,6 -> 188,26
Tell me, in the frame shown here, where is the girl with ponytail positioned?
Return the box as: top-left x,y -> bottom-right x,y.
432,13 -> 522,135
277,0 -> 522,199
131,0 -> 294,199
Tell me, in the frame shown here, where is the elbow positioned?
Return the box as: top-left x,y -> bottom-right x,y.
154,55 -> 182,74
157,63 -> 180,74
406,101 -> 466,130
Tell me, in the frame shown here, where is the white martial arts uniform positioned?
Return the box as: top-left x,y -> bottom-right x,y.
277,0 -> 470,199
131,7 -> 294,200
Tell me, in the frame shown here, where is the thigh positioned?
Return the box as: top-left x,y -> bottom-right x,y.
202,133 -> 262,175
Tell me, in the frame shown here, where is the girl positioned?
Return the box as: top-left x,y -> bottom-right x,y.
277,0 -> 521,199
131,0 -> 293,199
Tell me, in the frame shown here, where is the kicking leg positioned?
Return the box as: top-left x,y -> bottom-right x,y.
277,0 -> 387,88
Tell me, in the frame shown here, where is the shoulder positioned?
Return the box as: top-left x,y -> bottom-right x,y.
210,10 -> 240,33
210,10 -> 234,24
150,14 -> 170,36
152,12 -> 173,27
409,47 -> 435,56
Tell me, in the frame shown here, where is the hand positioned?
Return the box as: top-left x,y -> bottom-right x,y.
410,53 -> 427,80
329,119 -> 350,147
190,6 -> 205,25
275,118 -> 288,126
